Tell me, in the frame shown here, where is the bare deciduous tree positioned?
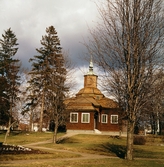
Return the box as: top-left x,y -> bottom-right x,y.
85,0 -> 164,160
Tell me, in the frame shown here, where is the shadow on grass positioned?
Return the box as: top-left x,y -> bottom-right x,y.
57,137 -> 80,144
102,143 -> 126,159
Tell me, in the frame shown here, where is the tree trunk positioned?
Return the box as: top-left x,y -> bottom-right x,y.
4,101 -> 13,144
4,118 -> 11,144
39,93 -> 44,132
30,110 -> 33,131
4,120 -> 17,144
53,118 -> 58,144
126,121 -> 135,160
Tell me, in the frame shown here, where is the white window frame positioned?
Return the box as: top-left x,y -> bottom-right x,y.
81,113 -> 90,123
111,115 -> 118,124
101,114 -> 108,123
70,112 -> 78,123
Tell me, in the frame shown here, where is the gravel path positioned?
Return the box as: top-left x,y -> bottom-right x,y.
23,132 -> 113,159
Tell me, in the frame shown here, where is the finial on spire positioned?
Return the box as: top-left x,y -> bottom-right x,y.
87,54 -> 94,75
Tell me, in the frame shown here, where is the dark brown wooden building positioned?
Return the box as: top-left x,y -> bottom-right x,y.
65,60 -> 126,135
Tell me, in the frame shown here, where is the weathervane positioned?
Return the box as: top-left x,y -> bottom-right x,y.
87,54 -> 94,75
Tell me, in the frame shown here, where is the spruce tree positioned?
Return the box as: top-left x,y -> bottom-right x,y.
0,28 -> 21,142
28,26 -> 67,142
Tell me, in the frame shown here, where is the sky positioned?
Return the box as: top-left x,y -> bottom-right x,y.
0,0 -> 100,90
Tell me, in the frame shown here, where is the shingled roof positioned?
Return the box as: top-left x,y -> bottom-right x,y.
65,59 -> 118,112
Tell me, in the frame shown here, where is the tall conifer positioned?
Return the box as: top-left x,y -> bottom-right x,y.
0,28 -> 20,142
28,26 -> 67,142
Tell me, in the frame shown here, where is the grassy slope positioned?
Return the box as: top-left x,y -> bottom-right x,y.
0,132 -> 164,167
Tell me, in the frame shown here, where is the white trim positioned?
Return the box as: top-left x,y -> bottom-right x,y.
101,114 -> 108,123
70,112 -> 78,123
111,115 -> 118,124
81,113 -> 90,123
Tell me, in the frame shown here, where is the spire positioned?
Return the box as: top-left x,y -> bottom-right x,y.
87,55 -> 94,75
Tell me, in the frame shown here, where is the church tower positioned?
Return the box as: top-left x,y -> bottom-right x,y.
76,57 -> 104,99
84,57 -> 98,88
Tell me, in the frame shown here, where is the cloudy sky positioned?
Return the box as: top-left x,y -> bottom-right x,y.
0,0 -> 100,90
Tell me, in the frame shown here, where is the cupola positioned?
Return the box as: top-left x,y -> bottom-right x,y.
76,56 -> 104,99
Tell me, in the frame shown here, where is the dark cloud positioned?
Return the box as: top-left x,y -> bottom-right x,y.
0,0 -> 99,69
0,0 -> 100,90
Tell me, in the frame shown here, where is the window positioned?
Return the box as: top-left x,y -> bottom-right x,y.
81,113 -> 90,123
70,113 -> 78,123
111,115 -> 118,124
101,114 -> 108,123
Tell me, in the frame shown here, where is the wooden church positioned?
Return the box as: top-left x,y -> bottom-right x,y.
65,59 -> 126,135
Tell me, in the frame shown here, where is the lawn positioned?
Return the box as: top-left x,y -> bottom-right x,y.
0,132 -> 164,167
0,131 -> 56,145
44,134 -> 164,159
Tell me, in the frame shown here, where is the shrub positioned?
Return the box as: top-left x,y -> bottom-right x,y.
133,136 -> 146,145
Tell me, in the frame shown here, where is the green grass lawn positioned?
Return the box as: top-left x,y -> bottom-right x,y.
44,134 -> 164,159
0,132 -> 164,167
1,158 -> 163,167
0,131 -> 57,145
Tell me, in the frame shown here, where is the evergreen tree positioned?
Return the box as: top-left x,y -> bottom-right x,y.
0,76 -> 9,125
0,28 -> 21,142
28,26 -> 67,142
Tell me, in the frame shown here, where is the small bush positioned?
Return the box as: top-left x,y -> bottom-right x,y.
133,136 -> 146,145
